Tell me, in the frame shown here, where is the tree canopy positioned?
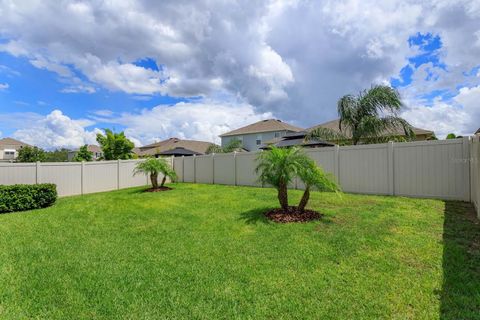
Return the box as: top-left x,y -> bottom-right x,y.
96,129 -> 135,160
72,145 -> 93,162
17,146 -> 46,162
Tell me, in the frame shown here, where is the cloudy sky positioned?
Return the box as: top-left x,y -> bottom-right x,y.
0,0 -> 479,149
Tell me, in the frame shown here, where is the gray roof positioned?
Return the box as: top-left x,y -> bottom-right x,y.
0,137 -> 30,148
220,119 -> 303,137
139,138 -> 216,156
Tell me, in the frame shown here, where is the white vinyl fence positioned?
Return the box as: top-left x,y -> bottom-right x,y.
0,159 -> 173,197
174,138 -> 473,203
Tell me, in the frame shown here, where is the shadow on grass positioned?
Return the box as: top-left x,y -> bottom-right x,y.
238,207 -> 273,225
441,201 -> 480,320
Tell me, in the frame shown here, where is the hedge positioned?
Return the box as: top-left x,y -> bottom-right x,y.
0,184 -> 57,213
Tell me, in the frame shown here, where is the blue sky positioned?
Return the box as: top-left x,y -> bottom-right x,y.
0,1 -> 479,149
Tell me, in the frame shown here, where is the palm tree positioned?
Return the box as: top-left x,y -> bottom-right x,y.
308,85 -> 415,145
296,157 -> 340,213
134,157 -> 177,189
256,147 -> 339,212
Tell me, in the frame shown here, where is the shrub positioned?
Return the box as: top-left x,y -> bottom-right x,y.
0,184 -> 57,213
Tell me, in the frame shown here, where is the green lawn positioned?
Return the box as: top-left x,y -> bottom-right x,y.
0,183 -> 479,319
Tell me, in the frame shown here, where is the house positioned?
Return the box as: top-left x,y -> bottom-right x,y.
67,145 -> 104,161
219,119 -> 304,152
475,128 -> 480,136
260,131 -> 334,150
138,138 -> 216,157
0,137 -> 30,161
307,119 -> 435,142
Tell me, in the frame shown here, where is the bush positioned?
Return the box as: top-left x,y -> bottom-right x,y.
0,184 -> 57,213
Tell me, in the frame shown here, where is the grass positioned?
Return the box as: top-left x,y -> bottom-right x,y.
0,183 -> 479,319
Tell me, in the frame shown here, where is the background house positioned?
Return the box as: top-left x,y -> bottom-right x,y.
138,138 -> 215,157
219,119 -> 303,152
67,145 -> 104,161
260,131 -> 334,149
0,137 -> 30,161
307,119 -> 435,142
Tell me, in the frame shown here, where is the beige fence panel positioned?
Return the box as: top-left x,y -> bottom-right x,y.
173,157 -> 184,182
0,162 -> 37,185
235,152 -> 262,187
213,153 -> 236,185
394,139 -> 469,200
83,161 -> 119,194
39,162 -> 82,196
183,156 -> 195,183
339,144 -> 390,195
119,160 -> 148,189
195,155 -> 214,184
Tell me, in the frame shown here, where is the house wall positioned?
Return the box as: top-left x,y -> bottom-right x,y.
174,138 -> 473,202
0,158 -> 173,197
221,130 -> 290,152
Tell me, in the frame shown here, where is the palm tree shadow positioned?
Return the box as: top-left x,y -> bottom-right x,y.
238,207 -> 273,225
440,201 -> 480,319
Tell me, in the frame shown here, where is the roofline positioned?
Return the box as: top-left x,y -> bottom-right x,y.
220,128 -> 300,137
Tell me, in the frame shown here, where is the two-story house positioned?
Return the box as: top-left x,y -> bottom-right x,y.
0,137 -> 30,161
219,119 -> 304,152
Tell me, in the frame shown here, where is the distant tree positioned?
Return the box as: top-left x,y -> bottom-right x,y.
44,148 -> 70,162
206,138 -> 243,154
96,129 -> 134,160
17,146 -> 46,162
134,157 -> 177,189
72,145 -> 93,162
446,133 -> 457,139
308,85 -> 415,145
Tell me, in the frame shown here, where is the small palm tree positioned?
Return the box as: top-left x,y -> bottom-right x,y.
256,147 -> 339,213
297,157 -> 340,213
134,157 -> 177,189
308,85 -> 414,145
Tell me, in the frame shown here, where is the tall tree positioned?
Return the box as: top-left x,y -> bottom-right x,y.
96,129 -> 134,160
17,146 -> 46,162
72,145 -> 93,162
308,85 -> 415,145
44,148 -> 70,162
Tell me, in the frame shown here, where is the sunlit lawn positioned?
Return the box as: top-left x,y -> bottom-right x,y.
0,183 -> 478,319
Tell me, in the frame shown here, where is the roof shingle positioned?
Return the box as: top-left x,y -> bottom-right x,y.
219,119 -> 303,137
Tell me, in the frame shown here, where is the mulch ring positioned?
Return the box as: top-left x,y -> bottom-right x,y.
144,186 -> 173,192
265,206 -> 322,223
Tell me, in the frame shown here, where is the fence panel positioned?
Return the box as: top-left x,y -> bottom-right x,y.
470,137 -> 480,217
83,161 -> 118,194
195,155 -> 214,184
394,139 -> 468,200
235,152 -> 261,187
213,153 -> 236,185
173,157 -> 184,182
119,160 -> 148,189
0,163 -> 36,185
339,144 -> 389,195
39,162 -> 82,196
183,156 -> 195,183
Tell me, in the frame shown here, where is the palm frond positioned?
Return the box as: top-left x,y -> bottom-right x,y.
306,127 -> 349,144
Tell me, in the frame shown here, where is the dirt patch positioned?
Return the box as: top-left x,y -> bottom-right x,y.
265,206 -> 322,223
144,186 -> 173,192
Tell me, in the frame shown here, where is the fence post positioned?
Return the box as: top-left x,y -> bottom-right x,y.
334,145 -> 340,183
35,161 -> 40,184
212,153 -> 215,184
117,159 -> 121,190
388,141 -> 394,196
193,154 -> 197,183
463,136 -> 471,201
81,161 -> 85,195
182,155 -> 185,182
233,151 -> 237,186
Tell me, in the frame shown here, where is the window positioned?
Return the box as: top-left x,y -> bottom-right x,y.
274,132 -> 281,138
5,151 -> 14,156
256,134 -> 262,145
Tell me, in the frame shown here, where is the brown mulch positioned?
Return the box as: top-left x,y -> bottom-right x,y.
264,206 -> 322,223
144,186 -> 173,192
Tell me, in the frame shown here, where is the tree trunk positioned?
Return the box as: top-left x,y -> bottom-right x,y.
150,173 -> 158,189
277,182 -> 289,212
160,175 -> 167,187
298,186 -> 310,213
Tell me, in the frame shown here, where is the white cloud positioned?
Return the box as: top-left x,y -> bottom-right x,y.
95,100 -> 273,145
12,110 -> 101,150
0,83 -> 9,90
